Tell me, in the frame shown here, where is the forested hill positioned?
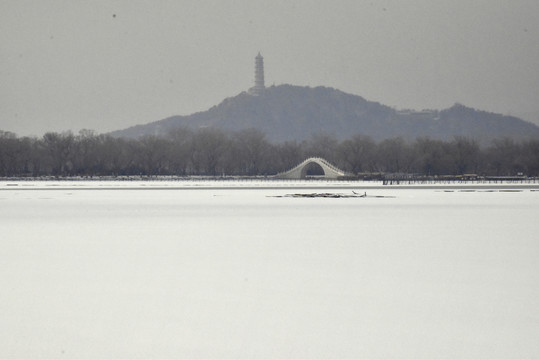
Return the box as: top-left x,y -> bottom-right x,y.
110,84 -> 539,143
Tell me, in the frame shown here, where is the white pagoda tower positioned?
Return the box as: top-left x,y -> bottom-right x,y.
249,52 -> 265,95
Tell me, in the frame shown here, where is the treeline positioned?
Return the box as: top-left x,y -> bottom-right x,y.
1,128 -> 538,177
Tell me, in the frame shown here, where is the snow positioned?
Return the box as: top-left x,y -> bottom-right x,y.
1,181 -> 538,358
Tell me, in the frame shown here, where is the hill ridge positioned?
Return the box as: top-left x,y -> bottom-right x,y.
109,84 -> 539,143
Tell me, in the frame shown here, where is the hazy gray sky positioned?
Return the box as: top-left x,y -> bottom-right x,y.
2,0 -> 539,136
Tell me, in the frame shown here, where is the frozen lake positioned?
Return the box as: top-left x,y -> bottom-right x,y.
1,180 -> 539,358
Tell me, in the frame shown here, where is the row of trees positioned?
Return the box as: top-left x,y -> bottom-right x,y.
1,128 -> 538,177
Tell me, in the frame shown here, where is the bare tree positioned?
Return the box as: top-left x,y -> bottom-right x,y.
412,137 -> 454,175
485,138 -> 523,176
275,140 -> 303,173
190,128 -> 230,176
520,139 -> 539,176
302,133 -> 339,162
377,137 -> 413,173
0,131 -> 21,176
336,134 -> 376,174
231,128 -> 271,175
450,136 -> 480,174
166,127 -> 193,175
72,129 -> 102,176
41,131 -> 75,176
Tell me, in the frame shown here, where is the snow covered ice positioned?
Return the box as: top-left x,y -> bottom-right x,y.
1,180 -> 538,358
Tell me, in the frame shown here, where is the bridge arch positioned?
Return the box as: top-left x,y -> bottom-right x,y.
300,161 -> 325,178
275,157 -> 352,179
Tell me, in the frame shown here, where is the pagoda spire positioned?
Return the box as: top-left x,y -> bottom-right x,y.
249,52 -> 265,95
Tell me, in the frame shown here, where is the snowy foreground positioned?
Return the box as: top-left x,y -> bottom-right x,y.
1,180 -> 539,358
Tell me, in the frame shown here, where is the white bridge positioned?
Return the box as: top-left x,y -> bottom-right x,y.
275,157 -> 353,179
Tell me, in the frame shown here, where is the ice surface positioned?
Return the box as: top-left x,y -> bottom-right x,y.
1,181 -> 538,358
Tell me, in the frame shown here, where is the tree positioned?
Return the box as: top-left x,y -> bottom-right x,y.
450,136 -> 480,175
275,140 -> 303,173
189,128 -> 230,175
167,127 -> 193,175
302,133 -> 339,163
0,131 -> 21,176
376,137 -> 413,173
231,128 -> 271,175
136,135 -> 172,175
41,131 -> 75,176
412,137 -> 454,175
72,129 -> 102,176
520,139 -> 539,176
336,134 -> 376,174
97,136 -> 130,175
485,138 -> 522,176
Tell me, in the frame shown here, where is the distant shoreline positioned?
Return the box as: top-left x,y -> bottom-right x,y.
1,177 -> 538,191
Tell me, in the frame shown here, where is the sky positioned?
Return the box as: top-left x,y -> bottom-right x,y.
2,0 -> 539,137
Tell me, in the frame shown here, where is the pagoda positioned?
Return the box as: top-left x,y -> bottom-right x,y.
249,52 -> 265,95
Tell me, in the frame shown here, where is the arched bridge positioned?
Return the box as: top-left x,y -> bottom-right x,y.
275,157 -> 353,179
